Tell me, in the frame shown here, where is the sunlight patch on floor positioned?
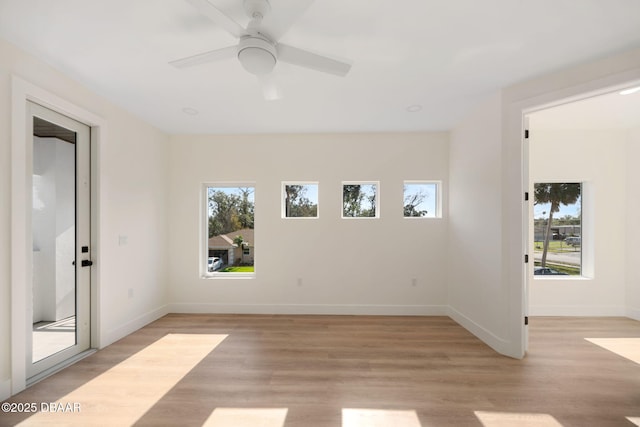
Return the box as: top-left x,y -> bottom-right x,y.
474,411 -> 563,427
585,338 -> 640,364
18,333 -> 227,426
342,408 -> 421,427
32,317 -> 76,362
203,408 -> 288,427
627,416 -> 640,426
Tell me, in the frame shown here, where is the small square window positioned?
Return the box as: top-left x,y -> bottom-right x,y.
342,182 -> 379,218
404,181 -> 440,218
282,183 -> 318,218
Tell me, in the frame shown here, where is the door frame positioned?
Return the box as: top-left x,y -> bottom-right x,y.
511,72 -> 640,357
27,101 -> 92,380
10,76 -> 105,394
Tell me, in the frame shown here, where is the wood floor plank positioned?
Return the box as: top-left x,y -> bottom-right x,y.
2,315 -> 639,426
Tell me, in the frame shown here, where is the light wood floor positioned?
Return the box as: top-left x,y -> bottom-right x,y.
2,315 -> 639,426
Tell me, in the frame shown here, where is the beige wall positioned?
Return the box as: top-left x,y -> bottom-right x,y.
627,128 -> 640,319
448,93 -> 510,353
167,132 -> 450,314
1,38 -> 170,397
528,129 -> 628,315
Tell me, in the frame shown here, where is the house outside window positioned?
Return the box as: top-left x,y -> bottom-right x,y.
204,185 -> 255,276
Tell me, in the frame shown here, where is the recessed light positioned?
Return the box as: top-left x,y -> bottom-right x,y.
619,86 -> 640,95
406,104 -> 422,113
182,107 -> 199,116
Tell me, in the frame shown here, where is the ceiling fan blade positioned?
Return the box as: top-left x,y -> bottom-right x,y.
169,45 -> 237,68
186,0 -> 245,39
257,74 -> 282,100
259,0 -> 315,41
277,44 -> 351,77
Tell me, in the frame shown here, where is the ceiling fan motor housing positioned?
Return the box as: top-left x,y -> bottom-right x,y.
237,36 -> 277,75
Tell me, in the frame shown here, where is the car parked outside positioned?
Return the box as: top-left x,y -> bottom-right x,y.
534,266 -> 568,275
208,257 -> 222,272
564,236 -> 581,246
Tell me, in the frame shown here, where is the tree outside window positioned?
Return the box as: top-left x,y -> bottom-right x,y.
533,182 -> 581,276
403,182 -> 438,218
283,183 -> 318,218
342,183 -> 378,218
206,186 -> 255,274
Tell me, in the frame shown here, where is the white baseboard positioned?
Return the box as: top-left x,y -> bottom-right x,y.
167,303 -> 448,316
529,305 -> 626,317
102,305 -> 169,348
627,307 -> 640,321
0,378 -> 10,401
447,306 -> 513,357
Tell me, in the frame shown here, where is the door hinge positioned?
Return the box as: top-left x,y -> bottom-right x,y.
524,129 -> 529,139
524,316 -> 529,326
524,192 -> 529,201
524,254 -> 529,263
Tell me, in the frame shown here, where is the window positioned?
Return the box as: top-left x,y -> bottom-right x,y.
533,182 -> 582,276
282,182 -> 318,218
342,182 -> 379,218
204,185 -> 255,276
403,181 -> 440,218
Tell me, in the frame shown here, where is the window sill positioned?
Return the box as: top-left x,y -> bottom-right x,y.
403,216 -> 442,220
534,275 -> 592,281
202,273 -> 256,280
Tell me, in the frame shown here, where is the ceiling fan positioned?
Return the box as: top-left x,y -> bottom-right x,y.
170,0 -> 352,100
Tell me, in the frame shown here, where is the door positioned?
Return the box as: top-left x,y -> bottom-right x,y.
27,101 -> 92,380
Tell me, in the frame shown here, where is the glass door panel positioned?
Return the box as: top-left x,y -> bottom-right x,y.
27,102 -> 91,380
32,118 -> 77,362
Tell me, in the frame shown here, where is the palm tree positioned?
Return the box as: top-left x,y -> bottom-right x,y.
534,183 -> 581,267
233,235 -> 246,264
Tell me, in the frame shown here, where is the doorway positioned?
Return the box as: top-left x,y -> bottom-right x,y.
27,102 -> 92,382
524,83 -> 640,334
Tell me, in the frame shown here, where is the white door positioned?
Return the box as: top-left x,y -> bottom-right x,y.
27,101 -> 92,380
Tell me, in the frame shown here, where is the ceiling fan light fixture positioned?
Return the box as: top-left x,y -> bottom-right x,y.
238,37 -> 277,75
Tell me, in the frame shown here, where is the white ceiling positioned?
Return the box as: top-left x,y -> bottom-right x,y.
1,0 -> 640,134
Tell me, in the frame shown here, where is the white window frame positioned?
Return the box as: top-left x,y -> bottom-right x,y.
341,181 -> 380,219
281,181 -> 319,219
403,180 -> 442,219
202,182 -> 256,279
531,181 -> 588,280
